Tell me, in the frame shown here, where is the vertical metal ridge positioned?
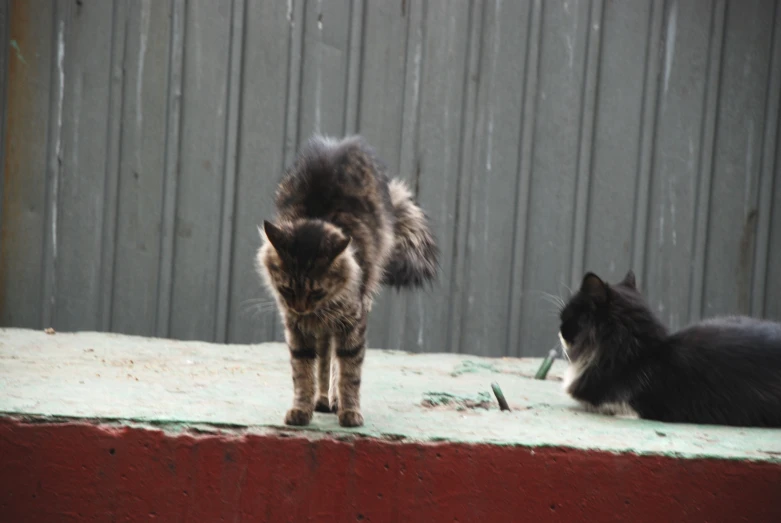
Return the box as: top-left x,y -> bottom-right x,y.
448,0 -> 483,354
342,0 -> 364,135
752,0 -> 781,318
388,0 -> 425,350
767,86 -> 781,317
215,0 -> 246,343
380,0 -> 415,351
456,0 -> 494,354
570,0 -> 604,286
282,0 -> 305,166
399,0 -> 427,184
631,0 -> 664,289
286,0 -> 306,164
0,0 -> 8,238
156,0 -> 185,338
42,2 -> 67,328
98,0 -> 127,331
395,0 -> 413,176
277,0 -> 305,340
688,0 -> 726,322
507,0 -> 541,357
0,0 -> 9,321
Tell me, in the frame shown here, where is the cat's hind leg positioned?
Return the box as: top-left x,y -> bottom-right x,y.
315,337 -> 335,413
329,347 -> 339,413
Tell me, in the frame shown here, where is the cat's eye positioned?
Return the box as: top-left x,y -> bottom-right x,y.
278,287 -> 294,298
310,290 -> 326,300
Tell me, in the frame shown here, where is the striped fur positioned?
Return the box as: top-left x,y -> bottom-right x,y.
257,135 -> 438,428
382,179 -> 439,289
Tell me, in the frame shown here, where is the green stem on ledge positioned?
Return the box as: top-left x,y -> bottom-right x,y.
534,349 -> 558,380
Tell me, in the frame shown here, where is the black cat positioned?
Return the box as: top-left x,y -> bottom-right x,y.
559,270 -> 781,427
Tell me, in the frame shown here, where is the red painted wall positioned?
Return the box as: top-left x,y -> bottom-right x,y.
1,418 -> 779,522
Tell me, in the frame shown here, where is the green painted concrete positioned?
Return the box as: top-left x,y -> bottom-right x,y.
1,328 -> 779,462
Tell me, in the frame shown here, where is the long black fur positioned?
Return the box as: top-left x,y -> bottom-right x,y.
276,136 -> 438,291
560,270 -> 781,427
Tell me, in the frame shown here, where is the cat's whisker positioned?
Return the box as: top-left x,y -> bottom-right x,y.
547,342 -> 563,361
244,303 -> 278,312
541,295 -> 564,309
526,289 -> 566,310
240,298 -> 277,311
241,296 -> 274,303
536,294 -> 566,318
241,301 -> 280,319
240,299 -> 277,310
540,307 -> 561,320
556,339 -> 571,362
248,311 -> 275,321
558,281 -> 573,299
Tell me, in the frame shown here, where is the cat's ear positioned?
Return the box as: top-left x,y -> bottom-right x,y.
329,235 -> 351,260
621,270 -> 637,289
263,220 -> 287,252
581,272 -> 608,304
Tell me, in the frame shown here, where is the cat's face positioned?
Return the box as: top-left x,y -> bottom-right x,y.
259,219 -> 355,315
559,270 -> 647,362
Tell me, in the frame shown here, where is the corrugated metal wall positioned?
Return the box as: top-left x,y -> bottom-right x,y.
2,0 -> 780,357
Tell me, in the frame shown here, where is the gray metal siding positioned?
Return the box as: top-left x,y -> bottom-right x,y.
2,0 -> 779,357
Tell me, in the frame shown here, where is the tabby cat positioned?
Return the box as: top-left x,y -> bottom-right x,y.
559,270 -> 781,427
257,135 -> 438,427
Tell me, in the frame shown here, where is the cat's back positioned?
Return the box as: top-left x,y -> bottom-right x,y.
671,316 -> 781,356
665,316 -> 781,398
275,135 -> 391,221
646,317 -> 781,426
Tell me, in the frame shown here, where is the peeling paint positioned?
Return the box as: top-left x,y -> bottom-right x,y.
2,328 -> 781,463
421,391 -> 492,410
313,0 -> 324,133
663,1 -> 677,94
3,417 -> 780,521
10,40 -> 26,65
52,20 -> 66,263
745,119 -> 754,213
136,0 -> 151,163
450,359 -> 497,377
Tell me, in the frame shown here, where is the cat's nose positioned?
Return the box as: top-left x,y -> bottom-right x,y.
292,300 -> 308,314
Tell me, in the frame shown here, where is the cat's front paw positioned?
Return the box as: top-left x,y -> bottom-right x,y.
315,396 -> 334,413
284,407 -> 313,426
338,409 -> 364,427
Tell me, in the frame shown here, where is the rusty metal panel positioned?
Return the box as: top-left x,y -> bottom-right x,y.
0,0 -> 7,308
642,0 -> 717,332
1,0 -> 780,356
1,0 -> 54,329
700,0 -> 777,319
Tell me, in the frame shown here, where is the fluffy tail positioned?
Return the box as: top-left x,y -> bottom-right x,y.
382,178 -> 439,289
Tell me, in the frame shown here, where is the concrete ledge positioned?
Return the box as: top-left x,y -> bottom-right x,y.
1,328 -> 780,521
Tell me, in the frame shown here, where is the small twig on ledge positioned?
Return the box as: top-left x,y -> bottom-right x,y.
534,349 -> 558,380
491,382 -> 510,411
